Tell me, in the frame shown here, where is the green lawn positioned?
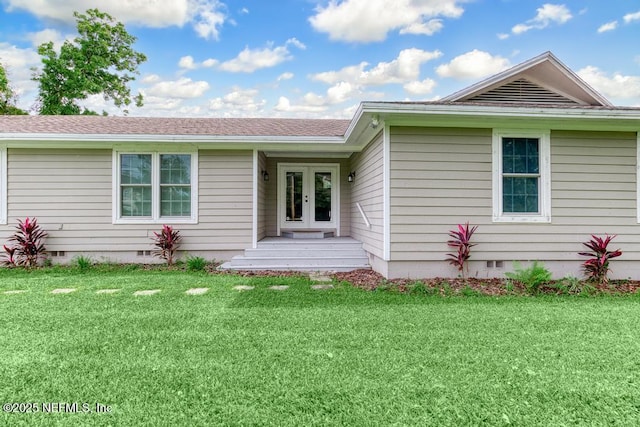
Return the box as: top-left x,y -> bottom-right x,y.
1,267 -> 640,426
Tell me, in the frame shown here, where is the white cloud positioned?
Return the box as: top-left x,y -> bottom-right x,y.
144,77 -> 210,98
25,29 -> 73,49
4,0 -> 228,40
497,33 -> 510,40
436,50 -> 511,80
403,78 -> 437,95
512,3 -> 572,34
623,11 -> 640,23
309,0 -> 464,42
398,19 -> 443,36
277,72 -> 294,81
578,66 -> 640,101
178,55 -> 197,70
218,39 -> 305,73
311,48 -> 442,86
0,42 -> 41,109
275,96 -> 327,113
209,87 -> 267,116
598,21 -> 618,33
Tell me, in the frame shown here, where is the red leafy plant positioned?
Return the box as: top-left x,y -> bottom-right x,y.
152,225 -> 181,266
2,217 -> 48,268
446,222 -> 478,278
579,234 -> 622,285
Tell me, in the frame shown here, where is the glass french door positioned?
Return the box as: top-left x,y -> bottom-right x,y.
279,164 -> 338,230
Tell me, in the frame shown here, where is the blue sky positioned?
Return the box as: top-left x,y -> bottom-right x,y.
0,0 -> 639,117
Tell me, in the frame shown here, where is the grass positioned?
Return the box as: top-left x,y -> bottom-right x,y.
1,267 -> 640,426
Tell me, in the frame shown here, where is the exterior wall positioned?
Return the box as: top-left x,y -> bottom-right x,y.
387,127 -> 639,279
263,156 -> 351,237
349,131 -> 385,260
0,148 -> 253,263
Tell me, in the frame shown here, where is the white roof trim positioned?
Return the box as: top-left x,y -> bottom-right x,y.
442,51 -> 612,107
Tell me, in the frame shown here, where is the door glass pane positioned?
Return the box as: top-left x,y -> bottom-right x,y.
285,172 -> 303,222
314,172 -> 332,222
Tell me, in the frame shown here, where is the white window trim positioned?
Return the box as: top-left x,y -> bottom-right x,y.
113,150 -> 198,224
492,130 -> 551,223
0,146 -> 6,225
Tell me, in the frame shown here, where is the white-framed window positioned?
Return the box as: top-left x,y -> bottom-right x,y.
113,151 -> 198,224
492,130 -> 551,223
0,146 -> 6,225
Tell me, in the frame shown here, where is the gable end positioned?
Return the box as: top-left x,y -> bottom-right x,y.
467,78 -> 580,105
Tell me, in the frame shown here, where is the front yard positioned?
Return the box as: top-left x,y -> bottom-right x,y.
1,267 -> 640,426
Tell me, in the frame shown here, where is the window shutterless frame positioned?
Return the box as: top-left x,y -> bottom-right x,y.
492,130 -> 551,223
113,151 -> 198,224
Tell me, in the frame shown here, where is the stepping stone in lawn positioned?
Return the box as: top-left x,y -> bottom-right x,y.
309,272 -> 333,282
3,290 -> 27,295
268,285 -> 289,291
133,289 -> 161,296
311,284 -> 334,290
51,288 -> 77,294
233,285 -> 254,291
96,289 -> 121,294
186,288 -> 209,295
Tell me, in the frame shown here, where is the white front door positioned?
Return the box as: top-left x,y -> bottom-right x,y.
278,164 -> 339,231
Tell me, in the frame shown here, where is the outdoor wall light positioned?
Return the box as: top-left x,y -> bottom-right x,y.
348,171 -> 356,182
262,170 -> 269,182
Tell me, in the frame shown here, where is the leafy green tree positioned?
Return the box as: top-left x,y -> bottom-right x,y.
0,62 -> 27,115
33,8 -> 147,115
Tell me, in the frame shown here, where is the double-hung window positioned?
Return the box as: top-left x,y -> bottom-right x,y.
114,151 -> 197,223
493,130 -> 550,222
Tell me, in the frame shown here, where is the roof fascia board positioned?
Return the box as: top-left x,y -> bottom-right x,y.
0,133 -> 345,144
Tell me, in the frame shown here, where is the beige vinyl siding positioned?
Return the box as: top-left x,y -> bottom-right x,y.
263,157 -> 351,237
0,148 -> 253,253
349,131 -> 384,258
389,127 -> 639,263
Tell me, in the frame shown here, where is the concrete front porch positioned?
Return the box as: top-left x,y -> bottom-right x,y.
219,236 -> 370,272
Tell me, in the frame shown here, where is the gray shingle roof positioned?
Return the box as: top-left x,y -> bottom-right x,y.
0,116 -> 351,137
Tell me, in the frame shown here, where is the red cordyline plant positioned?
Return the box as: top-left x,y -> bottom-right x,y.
152,225 -> 181,266
446,222 -> 478,278
2,217 -> 48,268
579,234 -> 622,285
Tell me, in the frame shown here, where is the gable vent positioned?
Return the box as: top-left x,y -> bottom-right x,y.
467,78 -> 579,105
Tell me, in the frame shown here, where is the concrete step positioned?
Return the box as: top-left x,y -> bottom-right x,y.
244,248 -> 366,258
228,255 -> 368,267
219,261 -> 369,272
219,237 -> 371,273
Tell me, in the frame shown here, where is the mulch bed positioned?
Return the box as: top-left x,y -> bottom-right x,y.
332,269 -> 640,296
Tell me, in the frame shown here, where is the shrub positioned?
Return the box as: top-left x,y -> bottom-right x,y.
505,261 -> 552,294
446,222 -> 478,277
73,255 -> 93,270
2,217 -> 47,268
152,225 -> 181,265
579,234 -> 622,285
186,256 -> 207,271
